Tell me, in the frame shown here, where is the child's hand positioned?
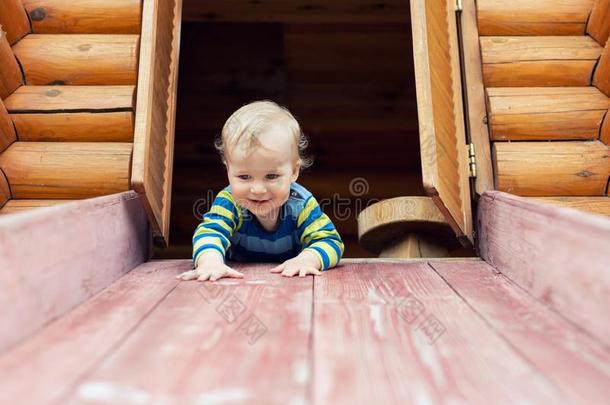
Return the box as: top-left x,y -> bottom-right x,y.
270,251 -> 323,277
176,252 -> 244,282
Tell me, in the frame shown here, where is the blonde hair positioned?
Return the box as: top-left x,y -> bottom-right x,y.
215,100 -> 312,170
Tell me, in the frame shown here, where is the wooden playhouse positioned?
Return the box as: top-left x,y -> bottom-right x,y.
0,0 -> 609,403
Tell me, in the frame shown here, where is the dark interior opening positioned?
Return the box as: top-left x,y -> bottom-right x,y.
156,8 -> 424,259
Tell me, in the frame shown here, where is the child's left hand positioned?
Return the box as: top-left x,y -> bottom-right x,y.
270,251 -> 323,277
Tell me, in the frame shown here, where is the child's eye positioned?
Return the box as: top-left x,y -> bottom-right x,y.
266,174 -> 280,180
237,175 -> 251,180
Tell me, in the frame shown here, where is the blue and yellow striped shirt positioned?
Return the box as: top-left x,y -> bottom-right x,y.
192,182 -> 344,270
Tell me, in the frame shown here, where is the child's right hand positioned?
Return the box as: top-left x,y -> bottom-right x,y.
176,252 -> 244,282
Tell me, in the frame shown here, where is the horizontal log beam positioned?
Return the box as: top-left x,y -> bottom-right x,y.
0,142 -> 132,199
4,86 -> 135,112
493,141 -> 610,196
531,196 -> 610,217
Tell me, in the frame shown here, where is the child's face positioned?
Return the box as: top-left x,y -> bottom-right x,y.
225,124 -> 300,220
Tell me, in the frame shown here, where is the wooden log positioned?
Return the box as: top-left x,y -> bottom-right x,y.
12,34 -> 139,85
477,191 -> 610,347
23,0 -> 141,34
593,39 -> 610,97
0,191 -> 149,355
493,141 -> 610,196
0,142 -> 132,199
0,169 -> 9,209
531,196 -> 610,217
0,99 -> 16,152
601,109 -> 610,145
587,0 -> 610,45
0,199 -> 72,215
481,36 -> 602,87
0,0 -> 31,45
487,87 -> 610,140
0,29 -> 23,100
11,112 -> 133,142
4,85 -> 135,112
477,0 -> 593,36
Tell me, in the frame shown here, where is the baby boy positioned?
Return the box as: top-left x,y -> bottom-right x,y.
176,101 -> 344,282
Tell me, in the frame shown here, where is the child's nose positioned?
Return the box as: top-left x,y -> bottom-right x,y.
250,183 -> 267,194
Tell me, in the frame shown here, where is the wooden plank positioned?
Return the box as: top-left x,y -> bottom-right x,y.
0,191 -> 149,355
23,0 -> 141,34
410,0 -> 473,243
0,169 -> 9,208
0,142 -> 132,199
4,85 -> 135,112
593,38 -> 610,97
587,0 -> 610,45
0,28 -> 23,100
0,0 -> 31,44
431,260 -> 610,404
0,99 -> 16,152
183,0 -> 410,24
0,261 -> 180,403
62,264 -> 312,404
530,196 -> 610,216
493,141 -> 610,196
11,112 -> 133,142
0,199 -> 72,215
487,87 -> 610,140
481,36 -> 602,87
477,0 -> 593,36
13,34 -> 139,85
477,190 -> 610,347
313,262 -> 563,402
460,0 -> 494,194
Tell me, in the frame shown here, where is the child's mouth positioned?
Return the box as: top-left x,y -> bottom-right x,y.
249,199 -> 270,206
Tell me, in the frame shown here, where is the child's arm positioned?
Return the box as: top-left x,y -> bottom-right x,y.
271,195 -> 344,277
177,190 -> 244,282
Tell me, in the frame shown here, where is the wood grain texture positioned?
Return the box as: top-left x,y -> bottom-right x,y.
13,34 -> 139,85
62,264 -> 312,404
4,85 -> 135,112
378,233 -> 450,258
0,261 -> 179,403
0,99 -> 16,152
0,169 -> 9,208
410,0 -> 472,243
0,0 -> 31,44
487,87 -> 610,140
11,112 -> 133,142
481,36 -> 602,87
23,0 -> 142,34
313,262 -> 563,403
477,0 -> 594,36
477,191 -> 610,348
0,142 -> 132,198
531,196 -> 610,216
601,109 -> 610,144
493,141 -> 610,196
0,191 -> 149,355
586,0 -> 610,45
593,39 -> 610,97
461,0 -> 493,194
432,260 -> 610,404
0,199 -> 71,215
183,0 -> 410,23
132,0 -> 181,246
0,29 -> 23,100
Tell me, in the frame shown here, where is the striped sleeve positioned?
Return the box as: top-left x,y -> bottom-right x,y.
192,189 -> 242,267
296,195 -> 344,270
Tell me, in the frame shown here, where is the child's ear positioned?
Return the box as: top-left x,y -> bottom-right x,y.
291,161 -> 301,182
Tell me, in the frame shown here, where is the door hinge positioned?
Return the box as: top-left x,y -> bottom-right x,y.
467,143 -> 477,178
455,0 -> 463,11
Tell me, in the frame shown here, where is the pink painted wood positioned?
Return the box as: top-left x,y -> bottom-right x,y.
477,191 -> 610,348
312,261 -> 563,403
0,261 -> 182,404
62,263 -> 313,404
0,191 -> 149,354
431,260 -> 610,404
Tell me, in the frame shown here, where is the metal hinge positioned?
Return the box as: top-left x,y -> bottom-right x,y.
455,0 -> 463,11
467,143 -> 477,178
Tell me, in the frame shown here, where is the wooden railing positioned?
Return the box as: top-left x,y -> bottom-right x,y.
132,0 -> 182,246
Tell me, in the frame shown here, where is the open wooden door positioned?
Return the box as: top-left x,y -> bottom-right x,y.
410,0 -> 473,244
132,0 -> 182,247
